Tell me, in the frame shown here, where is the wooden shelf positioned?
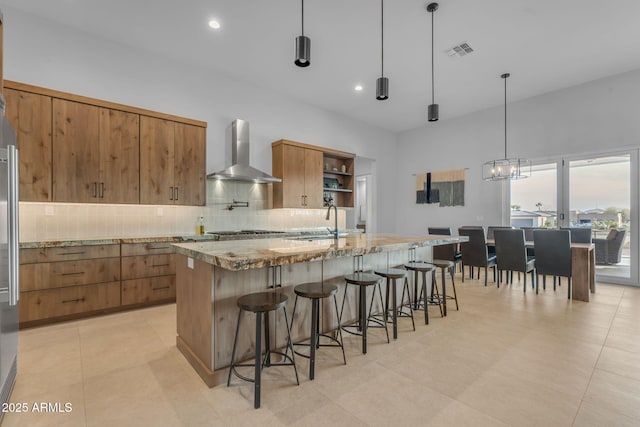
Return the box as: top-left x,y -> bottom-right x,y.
323,169 -> 352,177
323,187 -> 353,193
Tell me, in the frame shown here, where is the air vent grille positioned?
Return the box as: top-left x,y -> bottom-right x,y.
447,42 -> 474,57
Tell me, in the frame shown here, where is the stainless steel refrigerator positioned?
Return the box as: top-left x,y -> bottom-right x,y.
0,93 -> 19,422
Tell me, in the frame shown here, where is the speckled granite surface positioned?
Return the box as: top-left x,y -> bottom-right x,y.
18,234 -> 218,249
172,233 -> 467,271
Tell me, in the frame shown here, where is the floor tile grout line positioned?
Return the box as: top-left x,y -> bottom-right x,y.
570,286 -> 624,426
76,325 -> 89,427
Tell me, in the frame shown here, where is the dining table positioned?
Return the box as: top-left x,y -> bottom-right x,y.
486,239 -> 595,302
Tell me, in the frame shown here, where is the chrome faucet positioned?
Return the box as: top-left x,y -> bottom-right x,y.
325,203 -> 339,239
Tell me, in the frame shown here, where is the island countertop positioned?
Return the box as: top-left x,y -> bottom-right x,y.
172,233 -> 467,271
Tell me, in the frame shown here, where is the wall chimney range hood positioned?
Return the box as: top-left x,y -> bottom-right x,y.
207,119 -> 281,183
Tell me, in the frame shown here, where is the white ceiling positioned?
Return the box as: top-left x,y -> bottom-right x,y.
4,0 -> 640,132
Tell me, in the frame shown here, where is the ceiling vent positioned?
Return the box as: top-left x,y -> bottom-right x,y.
446,42 -> 474,57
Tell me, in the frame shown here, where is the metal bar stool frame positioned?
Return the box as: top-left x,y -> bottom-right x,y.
374,268 -> 415,340
227,291 -> 299,409
404,262 -> 439,324
339,273 -> 390,354
288,282 -> 346,380
426,259 -> 459,317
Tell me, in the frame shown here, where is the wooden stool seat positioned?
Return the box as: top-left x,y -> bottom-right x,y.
344,272 -> 381,286
294,282 -> 338,299
237,291 -> 288,312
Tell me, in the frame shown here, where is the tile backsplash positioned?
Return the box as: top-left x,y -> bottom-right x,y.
19,181 -> 346,241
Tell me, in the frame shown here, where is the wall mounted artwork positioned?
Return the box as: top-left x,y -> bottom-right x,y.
416,169 -> 465,207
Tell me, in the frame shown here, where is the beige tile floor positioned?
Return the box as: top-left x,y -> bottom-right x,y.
4,275 -> 640,427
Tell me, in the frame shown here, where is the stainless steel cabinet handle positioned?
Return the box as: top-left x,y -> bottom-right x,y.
60,251 -> 86,256
174,187 -> 179,201
8,146 -> 20,306
151,263 -> 170,268
92,182 -> 97,198
100,182 -> 105,198
61,272 -> 85,276
152,286 -> 171,291
169,187 -> 174,200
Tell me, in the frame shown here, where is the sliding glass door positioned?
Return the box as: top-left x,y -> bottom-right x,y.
561,153 -> 637,284
510,150 -> 638,285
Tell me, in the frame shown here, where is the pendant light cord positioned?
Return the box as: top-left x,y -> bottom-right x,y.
301,0 -> 305,36
431,8 -> 435,104
504,75 -> 508,158
381,0 -> 384,77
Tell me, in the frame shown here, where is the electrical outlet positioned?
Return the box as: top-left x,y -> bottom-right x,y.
187,257 -> 194,269
45,206 -> 54,216
476,215 -> 484,222
156,208 -> 164,217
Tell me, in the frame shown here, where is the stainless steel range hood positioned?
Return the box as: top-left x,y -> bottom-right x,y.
207,119 -> 281,183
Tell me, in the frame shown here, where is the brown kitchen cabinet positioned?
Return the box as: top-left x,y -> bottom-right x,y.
140,116 -> 205,206
272,139 -> 355,208
272,140 -> 324,208
120,242 -> 176,306
4,88 -> 53,201
52,99 -> 140,203
19,244 -> 122,325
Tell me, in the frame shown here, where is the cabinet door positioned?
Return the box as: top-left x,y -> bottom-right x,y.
174,122 -> 205,206
281,144 -> 307,207
5,89 -> 52,201
140,116 -> 175,205
304,148 -> 324,208
53,99 -> 100,202
99,109 -> 140,204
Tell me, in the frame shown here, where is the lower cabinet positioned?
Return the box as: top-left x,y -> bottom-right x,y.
19,241 -> 177,327
120,242 -> 176,306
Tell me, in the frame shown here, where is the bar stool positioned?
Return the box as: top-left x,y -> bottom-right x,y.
427,259 -> 459,316
227,291 -> 299,409
404,262 -> 439,324
340,272 -> 389,354
373,268 -> 415,339
289,282 -> 346,380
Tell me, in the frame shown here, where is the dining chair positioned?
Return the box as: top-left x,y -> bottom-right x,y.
457,227 -> 496,286
533,229 -> 572,298
560,227 -> 592,243
493,229 -> 536,292
427,227 -> 463,273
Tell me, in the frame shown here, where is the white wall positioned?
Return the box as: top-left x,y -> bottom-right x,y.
2,6 -> 398,235
397,68 -> 640,235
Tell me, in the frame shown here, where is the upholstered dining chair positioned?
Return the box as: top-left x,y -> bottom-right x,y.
560,227 -> 593,244
493,229 -> 536,292
457,227 -> 496,286
427,227 -> 463,273
533,229 -> 572,298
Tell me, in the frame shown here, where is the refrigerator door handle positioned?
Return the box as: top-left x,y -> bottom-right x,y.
8,145 -> 19,306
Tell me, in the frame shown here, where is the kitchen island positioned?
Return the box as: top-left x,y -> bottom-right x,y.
172,233 -> 467,386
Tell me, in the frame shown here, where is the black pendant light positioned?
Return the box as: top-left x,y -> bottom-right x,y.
427,2 -> 439,121
295,0 -> 310,67
376,0 -> 389,100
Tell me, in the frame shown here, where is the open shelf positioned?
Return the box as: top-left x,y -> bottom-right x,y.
323,169 -> 353,177
323,187 -> 353,193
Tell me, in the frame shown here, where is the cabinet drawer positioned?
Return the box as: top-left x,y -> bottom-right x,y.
20,257 -> 121,291
121,242 -> 175,256
19,281 -> 121,323
121,276 -> 176,306
121,254 -> 176,280
21,244 -> 120,264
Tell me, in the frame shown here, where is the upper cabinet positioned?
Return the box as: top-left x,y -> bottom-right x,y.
140,117 -> 205,206
272,139 -> 354,208
4,81 -> 207,206
4,88 -> 53,201
53,99 -> 140,204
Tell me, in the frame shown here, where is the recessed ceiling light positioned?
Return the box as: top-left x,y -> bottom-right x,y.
354,84 -> 363,92
208,19 -> 221,30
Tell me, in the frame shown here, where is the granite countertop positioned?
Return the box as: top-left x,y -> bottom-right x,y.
19,234 -> 218,249
18,229 -> 364,249
172,233 -> 467,271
